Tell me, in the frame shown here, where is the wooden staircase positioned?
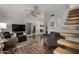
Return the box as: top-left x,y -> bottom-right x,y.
54,8 -> 79,54
58,39 -> 79,50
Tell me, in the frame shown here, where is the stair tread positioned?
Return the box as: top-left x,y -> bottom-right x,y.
64,21 -> 79,25
69,9 -> 79,15
67,17 -> 79,21
66,17 -> 79,21
63,27 -> 79,30
68,13 -> 79,18
60,32 -> 79,38
54,47 -> 79,54
57,39 -> 79,50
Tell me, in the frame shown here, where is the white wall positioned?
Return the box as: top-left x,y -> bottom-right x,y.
0,14 -> 45,34
47,6 -> 70,34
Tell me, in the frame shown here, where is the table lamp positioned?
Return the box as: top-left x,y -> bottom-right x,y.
0,23 -> 7,32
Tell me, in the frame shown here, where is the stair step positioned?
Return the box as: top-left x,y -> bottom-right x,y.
69,9 -> 79,15
67,17 -> 79,21
63,27 -> 79,30
64,21 -> 79,25
60,32 -> 79,38
68,13 -> 79,18
54,47 -> 79,54
57,39 -> 79,50
66,37 -> 79,43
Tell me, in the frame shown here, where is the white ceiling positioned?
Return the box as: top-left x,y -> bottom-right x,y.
0,4 -> 79,19
0,4 -> 69,19
70,4 -> 79,10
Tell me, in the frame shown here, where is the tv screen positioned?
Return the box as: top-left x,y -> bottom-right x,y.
12,24 -> 25,32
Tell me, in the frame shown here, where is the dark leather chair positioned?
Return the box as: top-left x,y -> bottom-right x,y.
16,32 -> 27,43
43,32 -> 64,47
17,35 -> 27,43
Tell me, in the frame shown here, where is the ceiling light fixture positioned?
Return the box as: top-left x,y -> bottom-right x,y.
25,6 -> 41,18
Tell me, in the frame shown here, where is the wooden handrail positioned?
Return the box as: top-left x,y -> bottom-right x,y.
60,32 -> 79,38
64,21 -> 79,25
57,39 -> 79,50
63,27 -> 79,30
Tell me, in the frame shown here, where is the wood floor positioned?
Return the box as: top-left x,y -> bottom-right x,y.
14,42 -> 50,54
3,36 -> 55,54
5,36 -> 56,54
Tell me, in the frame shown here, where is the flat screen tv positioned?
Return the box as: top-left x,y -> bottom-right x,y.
12,24 -> 25,32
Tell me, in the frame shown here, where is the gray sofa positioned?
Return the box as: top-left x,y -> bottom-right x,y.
0,32 -> 17,49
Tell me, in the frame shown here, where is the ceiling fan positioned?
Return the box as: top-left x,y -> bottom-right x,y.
25,6 -> 41,18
